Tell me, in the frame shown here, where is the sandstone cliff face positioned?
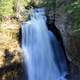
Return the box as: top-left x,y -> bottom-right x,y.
0,17 -> 22,66
0,17 -> 23,80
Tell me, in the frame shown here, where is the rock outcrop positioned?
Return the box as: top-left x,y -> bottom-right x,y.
47,0 -> 80,80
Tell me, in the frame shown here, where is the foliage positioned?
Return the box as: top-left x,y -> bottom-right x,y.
26,0 -> 55,8
0,0 -> 14,16
41,0 -> 55,8
66,0 -> 80,32
0,0 -> 55,21
0,0 -> 29,22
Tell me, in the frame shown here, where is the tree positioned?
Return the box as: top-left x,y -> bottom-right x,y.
0,0 -> 14,16
0,0 -> 29,22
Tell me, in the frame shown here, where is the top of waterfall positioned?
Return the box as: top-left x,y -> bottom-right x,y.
29,8 -> 46,21
29,8 -> 45,14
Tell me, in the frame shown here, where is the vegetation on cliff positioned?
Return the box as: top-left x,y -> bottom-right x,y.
66,0 -> 80,34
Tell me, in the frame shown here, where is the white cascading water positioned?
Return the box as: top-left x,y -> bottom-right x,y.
21,8 -> 68,80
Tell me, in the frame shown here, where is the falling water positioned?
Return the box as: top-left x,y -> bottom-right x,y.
21,8 -> 68,80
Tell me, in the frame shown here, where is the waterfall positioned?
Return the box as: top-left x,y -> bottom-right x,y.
21,8 -> 68,80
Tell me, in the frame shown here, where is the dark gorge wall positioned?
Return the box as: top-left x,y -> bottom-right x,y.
46,0 -> 80,80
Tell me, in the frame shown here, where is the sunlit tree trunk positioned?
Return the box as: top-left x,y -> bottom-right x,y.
16,0 -> 20,18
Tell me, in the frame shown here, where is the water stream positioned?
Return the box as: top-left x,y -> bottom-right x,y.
21,8 -> 68,80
